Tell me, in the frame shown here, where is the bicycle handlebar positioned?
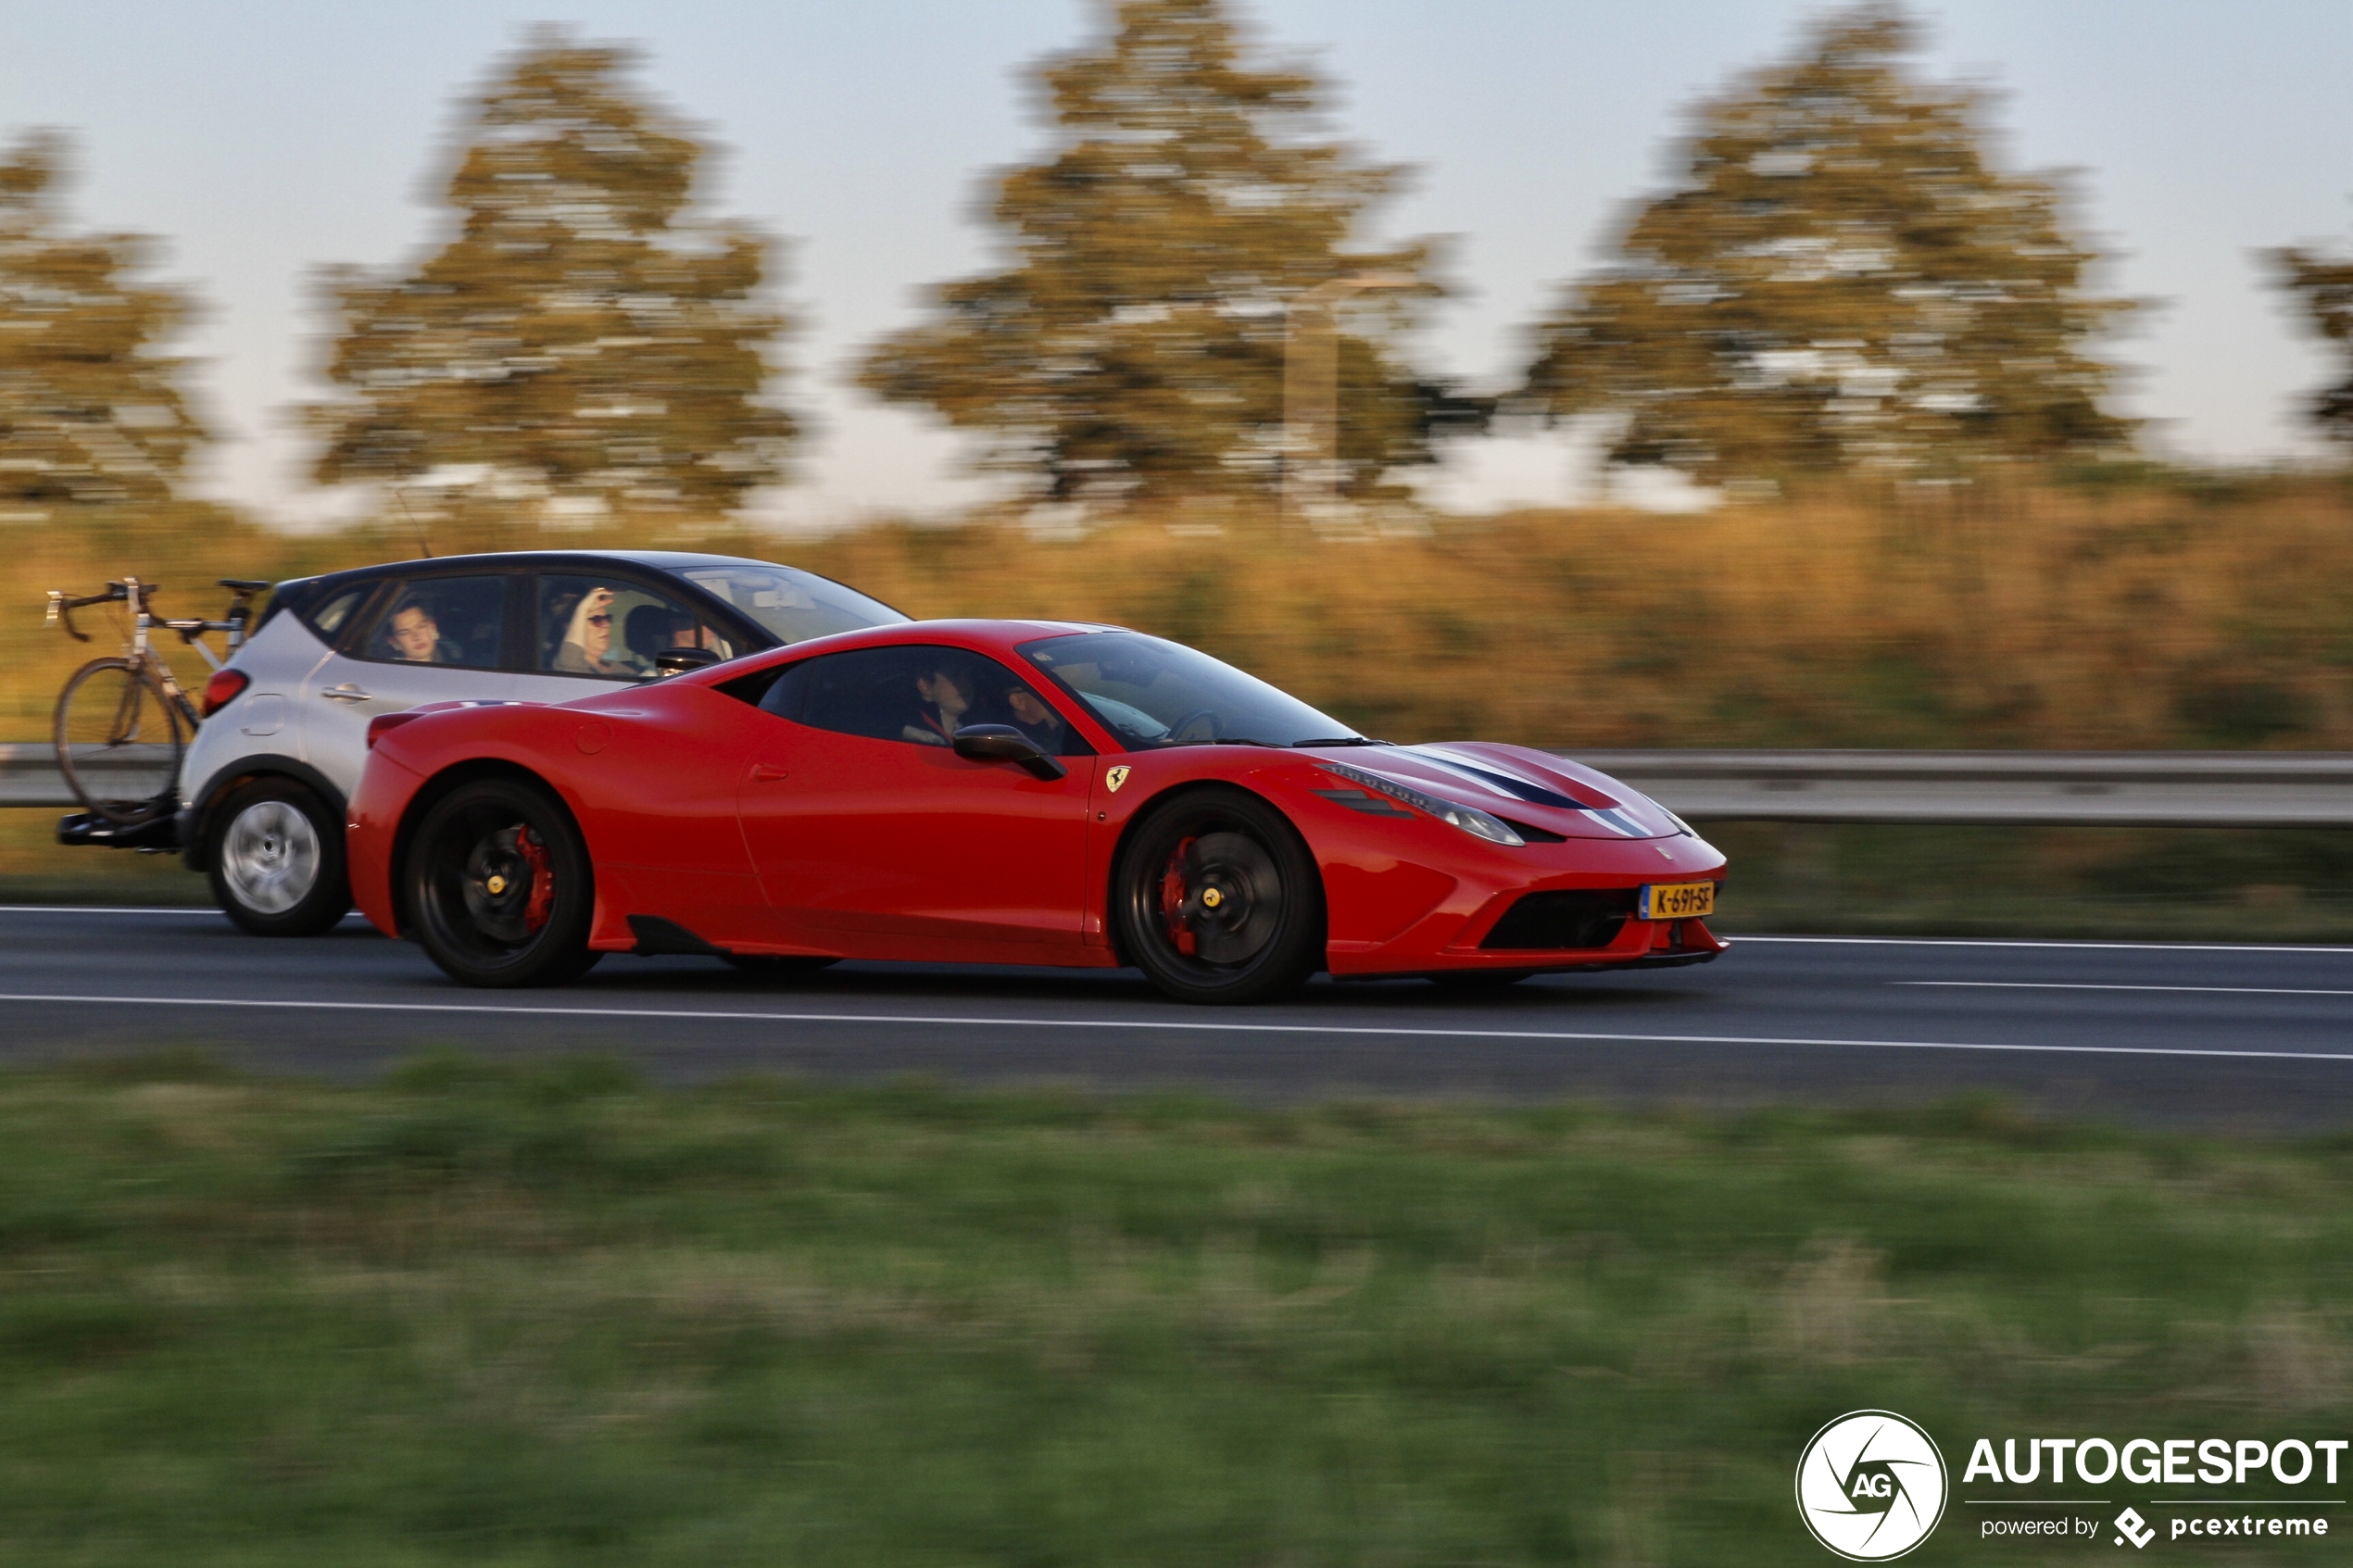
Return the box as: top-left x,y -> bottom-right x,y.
46,576 -> 261,646
44,583 -> 130,643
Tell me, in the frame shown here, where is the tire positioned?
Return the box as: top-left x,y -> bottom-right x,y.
721,954 -> 840,978
207,778 -> 350,936
405,777 -> 602,987
1427,969 -> 1536,991
55,659 -> 189,827
1113,786 -> 1325,1005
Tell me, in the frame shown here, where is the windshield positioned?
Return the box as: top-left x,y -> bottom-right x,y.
666,563 -> 907,646
1018,632 -> 1360,749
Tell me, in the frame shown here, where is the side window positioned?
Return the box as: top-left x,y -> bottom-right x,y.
759,646 -> 1092,756
305,583 -> 374,645
536,574 -> 738,681
353,575 -> 508,670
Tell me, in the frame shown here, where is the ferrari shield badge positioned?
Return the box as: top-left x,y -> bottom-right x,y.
1105,765 -> 1131,794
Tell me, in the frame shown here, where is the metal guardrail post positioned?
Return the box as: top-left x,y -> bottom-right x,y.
1567,750 -> 2353,827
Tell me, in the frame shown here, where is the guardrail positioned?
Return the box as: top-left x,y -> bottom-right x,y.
1572,750 -> 2353,827
0,743 -> 177,809
3,743 -> 2350,827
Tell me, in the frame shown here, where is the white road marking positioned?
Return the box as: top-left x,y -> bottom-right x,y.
1735,935 -> 2353,955
0,906 -> 367,920
1,991 -> 2351,1064
0,905 -> 228,916
1903,981 -> 2353,997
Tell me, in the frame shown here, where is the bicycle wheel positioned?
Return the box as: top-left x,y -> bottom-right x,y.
55,658 -> 190,827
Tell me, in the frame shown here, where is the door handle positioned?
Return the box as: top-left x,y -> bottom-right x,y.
749,762 -> 789,782
322,684 -> 371,703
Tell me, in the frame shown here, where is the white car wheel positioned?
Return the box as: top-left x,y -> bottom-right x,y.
220,798 -> 321,915
206,778 -> 350,936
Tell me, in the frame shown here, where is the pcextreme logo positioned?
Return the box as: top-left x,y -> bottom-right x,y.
1797,1411 -> 1950,1561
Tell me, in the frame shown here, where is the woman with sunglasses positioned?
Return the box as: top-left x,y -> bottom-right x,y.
551,586 -> 642,677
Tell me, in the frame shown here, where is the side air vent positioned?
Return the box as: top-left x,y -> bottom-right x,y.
1479,888 -> 1637,950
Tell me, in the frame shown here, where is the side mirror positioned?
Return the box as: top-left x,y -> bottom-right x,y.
951,723 -> 1067,781
653,646 -> 724,678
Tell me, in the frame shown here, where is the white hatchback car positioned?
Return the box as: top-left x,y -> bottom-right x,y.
176,549 -> 906,934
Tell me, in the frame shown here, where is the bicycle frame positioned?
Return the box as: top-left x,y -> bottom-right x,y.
45,576 -> 263,694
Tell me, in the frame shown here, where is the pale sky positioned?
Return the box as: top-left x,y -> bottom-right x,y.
5,1 -> 2347,527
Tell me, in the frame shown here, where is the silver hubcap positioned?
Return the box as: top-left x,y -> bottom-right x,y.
221,799 -> 321,915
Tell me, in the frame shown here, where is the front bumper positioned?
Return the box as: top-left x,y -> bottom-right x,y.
1319,825 -> 1730,979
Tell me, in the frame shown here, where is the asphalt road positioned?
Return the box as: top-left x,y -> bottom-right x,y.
4,904 -> 2352,1127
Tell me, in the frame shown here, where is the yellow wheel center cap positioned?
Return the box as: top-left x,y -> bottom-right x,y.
485,874 -> 509,895
1202,887 -> 1224,909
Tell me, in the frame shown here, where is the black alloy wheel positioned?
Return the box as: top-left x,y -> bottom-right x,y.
1114,786 -> 1325,1005
207,776 -> 350,936
406,778 -> 601,987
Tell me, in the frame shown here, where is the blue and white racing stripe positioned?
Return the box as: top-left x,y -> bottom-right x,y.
1403,746 -> 1651,837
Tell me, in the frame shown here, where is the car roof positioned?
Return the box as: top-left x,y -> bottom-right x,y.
290,548 -> 799,585
795,617 -> 1128,649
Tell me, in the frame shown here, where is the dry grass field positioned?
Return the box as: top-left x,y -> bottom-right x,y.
10,476 -> 2348,753
784,477 -> 2353,752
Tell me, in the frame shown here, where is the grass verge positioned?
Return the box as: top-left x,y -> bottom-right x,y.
2,1055 -> 2349,1563
0,811 -> 212,905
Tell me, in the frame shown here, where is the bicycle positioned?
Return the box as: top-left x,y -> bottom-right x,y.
45,577 -> 269,828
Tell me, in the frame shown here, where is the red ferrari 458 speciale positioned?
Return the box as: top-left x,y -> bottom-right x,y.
347,620 -> 1727,1002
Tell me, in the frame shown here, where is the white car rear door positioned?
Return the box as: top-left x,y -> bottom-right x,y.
298,571 -> 517,798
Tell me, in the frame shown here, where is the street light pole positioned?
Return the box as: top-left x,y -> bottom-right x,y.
1280,272 -> 1416,533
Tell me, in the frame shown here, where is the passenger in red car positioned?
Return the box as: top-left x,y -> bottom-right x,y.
904,663 -> 972,745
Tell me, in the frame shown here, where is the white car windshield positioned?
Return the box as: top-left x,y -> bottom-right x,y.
668,564 -> 906,646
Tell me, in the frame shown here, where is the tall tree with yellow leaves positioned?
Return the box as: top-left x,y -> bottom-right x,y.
1520,5 -> 2133,490
859,0 -> 1468,508
308,32 -> 794,528
2274,242 -> 2353,440
0,132 -> 204,517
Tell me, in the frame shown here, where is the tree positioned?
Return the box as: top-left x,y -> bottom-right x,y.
308,32 -> 794,525
2273,244 -> 2353,439
857,0 -> 1460,507
1520,5 -> 2132,489
0,132 -> 204,513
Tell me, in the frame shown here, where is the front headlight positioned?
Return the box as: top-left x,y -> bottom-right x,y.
1318,760 -> 1526,847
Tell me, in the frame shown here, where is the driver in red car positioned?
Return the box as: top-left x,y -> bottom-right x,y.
1000,683 -> 1069,754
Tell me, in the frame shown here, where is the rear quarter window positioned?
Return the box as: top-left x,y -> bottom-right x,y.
306,583 -> 375,644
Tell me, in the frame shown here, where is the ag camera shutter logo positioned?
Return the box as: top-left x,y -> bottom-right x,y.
1796,1411 -> 1949,1561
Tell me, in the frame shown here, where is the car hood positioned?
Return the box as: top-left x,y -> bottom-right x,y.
1296,742 -> 1684,840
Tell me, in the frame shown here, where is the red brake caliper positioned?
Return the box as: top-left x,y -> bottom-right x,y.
1159,836 -> 1197,956
517,826 -> 555,934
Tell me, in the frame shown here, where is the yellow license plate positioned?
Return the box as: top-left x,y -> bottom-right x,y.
1641,881 -> 1716,921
